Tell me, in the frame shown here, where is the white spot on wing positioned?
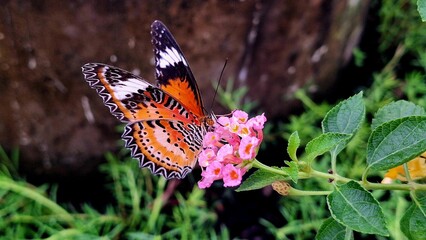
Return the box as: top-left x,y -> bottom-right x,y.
111,78 -> 150,100
158,47 -> 188,68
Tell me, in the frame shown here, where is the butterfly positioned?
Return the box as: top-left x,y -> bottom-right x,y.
82,20 -> 213,179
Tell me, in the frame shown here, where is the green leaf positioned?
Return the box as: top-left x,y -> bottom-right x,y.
400,196 -> 426,240
287,131 -> 300,162
304,133 -> 352,162
316,218 -> 353,240
327,181 -> 389,236
367,116 -> 426,171
322,92 -> 365,156
236,169 -> 288,192
418,0 -> 426,22
371,100 -> 425,130
283,160 -> 299,183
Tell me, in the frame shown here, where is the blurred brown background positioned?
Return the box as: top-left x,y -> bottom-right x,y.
0,0 -> 370,178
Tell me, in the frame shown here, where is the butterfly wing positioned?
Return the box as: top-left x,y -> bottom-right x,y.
123,120 -> 204,179
151,20 -> 205,118
82,63 -> 204,179
82,63 -> 200,124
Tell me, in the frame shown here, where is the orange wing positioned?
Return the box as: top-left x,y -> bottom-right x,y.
151,20 -> 205,118
82,63 -> 200,125
123,120 -> 204,179
82,63 -> 206,179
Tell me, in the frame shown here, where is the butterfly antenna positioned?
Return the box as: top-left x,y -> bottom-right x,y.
209,58 -> 228,113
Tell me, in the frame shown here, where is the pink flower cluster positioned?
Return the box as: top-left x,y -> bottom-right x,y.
198,110 -> 267,188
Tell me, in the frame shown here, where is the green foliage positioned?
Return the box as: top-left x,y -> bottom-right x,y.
236,168 -> 289,192
316,218 -> 353,240
322,92 -> 365,157
352,48 -> 366,67
418,0 -> 426,21
287,131 -> 300,162
0,151 -> 227,239
404,72 -> 426,106
304,133 -> 352,163
400,195 -> 426,239
327,181 -> 388,236
243,90 -> 426,239
379,0 -> 426,53
260,196 -> 326,240
371,100 -> 426,129
251,2 -> 426,239
283,160 -> 299,183
0,146 -> 19,178
213,56 -> 426,239
367,116 -> 426,170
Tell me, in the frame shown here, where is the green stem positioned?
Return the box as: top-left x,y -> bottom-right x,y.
252,159 -> 309,178
294,90 -> 326,116
382,44 -> 405,74
0,177 -> 74,223
361,166 -> 370,184
403,163 -> 413,182
363,181 -> 425,191
276,219 -> 324,237
145,177 -> 166,232
289,187 -> 332,196
331,151 -> 338,177
45,229 -> 83,240
252,160 -> 285,175
253,160 -> 426,192
345,227 -> 354,240
314,168 -> 426,191
410,191 -> 425,217
309,169 -> 352,183
125,167 -> 141,216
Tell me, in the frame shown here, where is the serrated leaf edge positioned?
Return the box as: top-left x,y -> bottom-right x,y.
321,91 -> 364,133
327,181 -> 389,236
305,133 -> 352,162
367,116 -> 426,170
287,131 -> 300,162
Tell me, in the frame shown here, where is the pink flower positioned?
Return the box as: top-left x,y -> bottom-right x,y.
227,117 -> 240,134
198,148 -> 216,167
216,144 -> 234,162
216,116 -> 230,128
197,110 -> 266,188
202,161 -> 223,179
221,131 -> 241,147
203,132 -> 220,148
237,123 -> 250,137
223,164 -> 243,187
247,113 -> 267,130
238,136 -> 260,160
198,161 -> 223,189
216,144 -> 243,165
198,177 -> 214,189
232,110 -> 248,123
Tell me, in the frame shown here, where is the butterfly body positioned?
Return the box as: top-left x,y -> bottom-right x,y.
82,21 -> 209,179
